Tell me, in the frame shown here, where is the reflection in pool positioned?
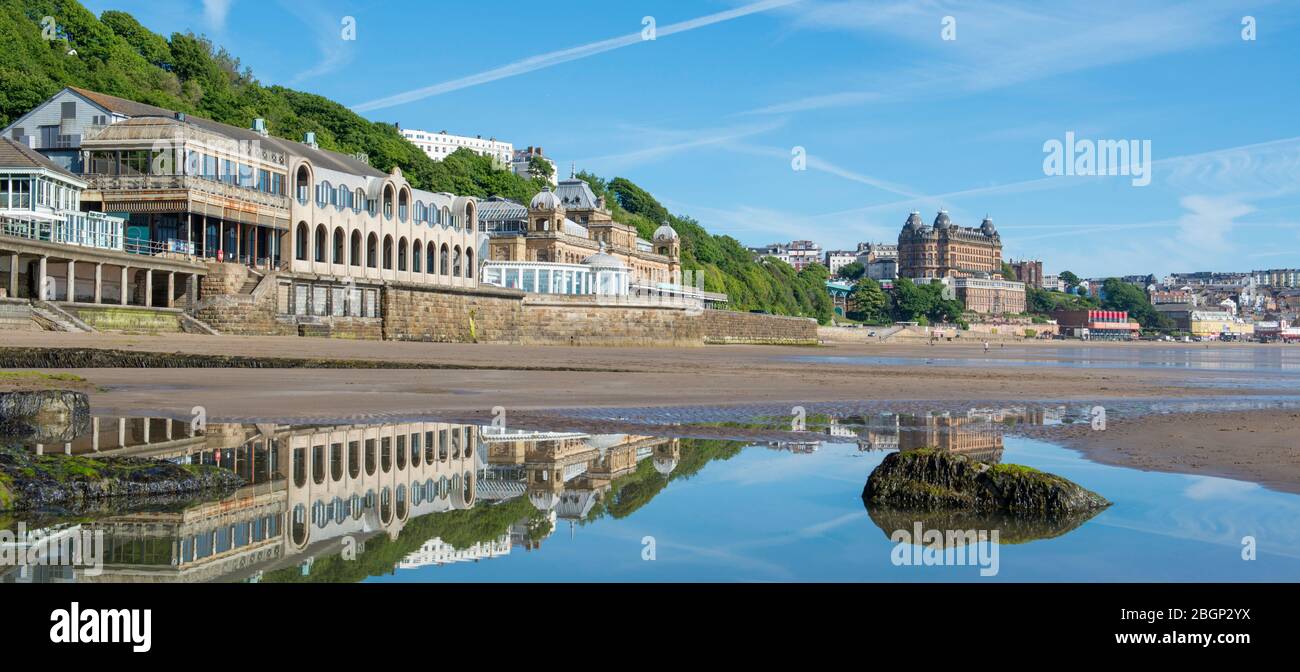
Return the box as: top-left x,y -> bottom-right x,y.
3,408 -> 1298,583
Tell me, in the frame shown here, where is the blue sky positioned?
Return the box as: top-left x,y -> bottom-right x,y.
83,0 -> 1300,278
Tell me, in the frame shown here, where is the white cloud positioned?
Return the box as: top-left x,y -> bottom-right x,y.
1175,195 -> 1254,249
202,0 -> 233,31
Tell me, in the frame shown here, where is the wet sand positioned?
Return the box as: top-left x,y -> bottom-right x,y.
2,331 -> 1299,492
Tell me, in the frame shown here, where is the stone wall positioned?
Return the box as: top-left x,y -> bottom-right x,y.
0,298 -> 36,332
296,317 -> 384,340
697,309 -> 819,345
520,296 -> 702,347
382,283 -> 524,343
69,305 -> 183,333
195,263 -> 294,336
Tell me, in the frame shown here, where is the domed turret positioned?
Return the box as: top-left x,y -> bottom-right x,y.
654,455 -> 678,476
934,210 -> 952,229
653,224 -> 678,240
530,187 -> 562,210
980,215 -> 997,236
904,211 -> 923,231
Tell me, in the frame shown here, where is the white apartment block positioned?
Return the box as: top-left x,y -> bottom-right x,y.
401,127 -> 513,167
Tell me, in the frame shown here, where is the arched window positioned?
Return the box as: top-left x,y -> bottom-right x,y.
295,222 -> 308,261
398,188 -> 410,222
350,230 -> 362,267
382,185 -> 394,220
441,207 -> 451,227
413,240 -> 423,273
440,244 -> 450,276
347,441 -> 359,479
354,188 -> 365,213
317,180 -> 331,207
295,166 -> 311,204
397,237 -> 408,271
452,245 -> 462,277
465,249 -> 474,279
366,233 -> 378,268
383,235 -> 394,270
333,227 -> 345,265
427,244 -> 437,275
314,225 -> 327,263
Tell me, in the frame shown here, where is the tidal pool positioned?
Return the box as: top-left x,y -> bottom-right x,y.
2,408 -> 1297,583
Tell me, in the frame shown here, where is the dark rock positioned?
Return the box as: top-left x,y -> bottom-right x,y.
866,506 -> 1106,546
0,390 -> 90,443
862,449 -> 1110,518
0,445 -> 244,512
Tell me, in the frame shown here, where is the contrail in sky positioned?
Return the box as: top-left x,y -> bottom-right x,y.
351,0 -> 802,113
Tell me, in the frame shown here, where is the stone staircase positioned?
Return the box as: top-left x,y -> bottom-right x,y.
31,301 -> 95,333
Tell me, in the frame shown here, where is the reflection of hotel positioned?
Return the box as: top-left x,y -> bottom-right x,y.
2,419 -> 482,583
399,534 -> 511,569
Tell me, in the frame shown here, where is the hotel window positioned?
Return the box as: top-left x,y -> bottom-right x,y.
239,163 -> 255,189
222,159 -> 236,184
258,169 -> 271,193
204,154 -> 218,180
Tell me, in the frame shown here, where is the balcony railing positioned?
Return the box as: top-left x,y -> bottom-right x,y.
2,213 -> 125,252
85,173 -> 291,211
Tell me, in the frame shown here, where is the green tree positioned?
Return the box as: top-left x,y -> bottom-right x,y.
837,261 -> 865,281
1059,270 -> 1081,290
527,154 -> 554,181
847,278 -> 887,322
1101,278 -> 1172,330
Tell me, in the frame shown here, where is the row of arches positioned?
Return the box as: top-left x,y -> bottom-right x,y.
290,473 -> 475,546
294,165 -> 474,229
292,427 -> 474,488
294,223 -> 474,279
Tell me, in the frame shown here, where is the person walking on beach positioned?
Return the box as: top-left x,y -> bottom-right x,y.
983,341 -> 989,353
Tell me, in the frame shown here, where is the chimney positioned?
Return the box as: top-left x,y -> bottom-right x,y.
304,132 -> 318,148
252,118 -> 268,136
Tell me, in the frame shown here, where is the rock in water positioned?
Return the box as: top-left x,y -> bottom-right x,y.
862,449 -> 1110,518
0,390 -> 90,443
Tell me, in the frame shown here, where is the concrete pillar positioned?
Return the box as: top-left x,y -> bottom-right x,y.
187,274 -> 197,308
145,269 -> 153,307
143,417 -> 151,444
65,259 -> 75,302
120,266 -> 129,305
167,272 -> 175,308
7,253 -> 17,298
118,418 -> 126,447
92,417 -> 100,452
93,263 -> 102,304
37,256 -> 47,300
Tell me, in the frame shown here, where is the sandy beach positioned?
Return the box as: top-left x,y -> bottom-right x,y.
2,331 -> 1299,493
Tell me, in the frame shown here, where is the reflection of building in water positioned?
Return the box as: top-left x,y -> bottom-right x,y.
399,534 -> 511,568
24,416 -> 204,457
898,412 -> 1003,463
484,428 -> 679,543
16,419 -> 483,583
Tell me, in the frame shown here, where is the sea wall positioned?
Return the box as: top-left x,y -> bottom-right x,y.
199,272 -> 819,347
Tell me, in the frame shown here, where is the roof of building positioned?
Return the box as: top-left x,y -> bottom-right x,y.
653,224 -> 678,240
477,197 -> 528,222
530,187 -> 563,210
0,138 -> 78,179
69,86 -> 384,178
556,178 -> 600,210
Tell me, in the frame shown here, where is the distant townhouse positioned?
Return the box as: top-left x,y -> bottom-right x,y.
751,240 -> 823,271
511,147 -> 558,187
1007,259 -> 1043,288
1041,273 -> 1065,292
400,127 -> 514,167
856,242 -> 898,280
823,249 -> 858,275
1252,268 -> 1300,289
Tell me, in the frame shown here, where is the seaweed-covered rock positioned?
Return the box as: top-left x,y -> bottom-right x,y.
0,446 -> 244,512
862,449 -> 1110,518
0,390 -> 90,443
